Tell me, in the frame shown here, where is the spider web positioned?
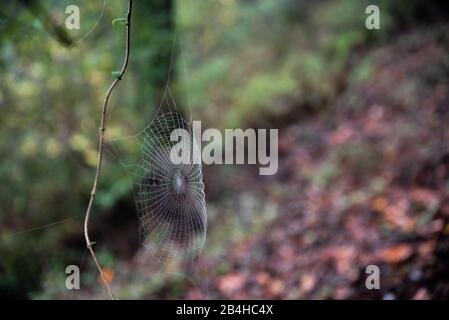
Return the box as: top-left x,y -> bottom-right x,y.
112,87 -> 207,268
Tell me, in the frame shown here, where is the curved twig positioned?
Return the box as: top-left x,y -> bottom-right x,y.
83,0 -> 133,300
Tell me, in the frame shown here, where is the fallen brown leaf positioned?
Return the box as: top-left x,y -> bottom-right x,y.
375,244 -> 413,263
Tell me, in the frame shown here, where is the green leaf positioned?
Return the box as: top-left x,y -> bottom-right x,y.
112,18 -> 127,27
111,71 -> 121,79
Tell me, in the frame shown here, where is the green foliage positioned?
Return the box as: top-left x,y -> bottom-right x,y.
176,0 -> 399,128
112,18 -> 127,28
0,0 -> 173,298
111,70 -> 121,79
0,238 -> 44,299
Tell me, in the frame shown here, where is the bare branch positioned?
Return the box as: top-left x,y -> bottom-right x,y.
83,0 -> 133,300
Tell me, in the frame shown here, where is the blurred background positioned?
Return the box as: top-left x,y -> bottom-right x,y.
1,0 -> 449,299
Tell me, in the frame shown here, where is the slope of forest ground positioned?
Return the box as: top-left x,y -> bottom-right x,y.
159,26 -> 449,300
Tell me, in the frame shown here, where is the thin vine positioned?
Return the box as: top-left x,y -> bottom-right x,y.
83,0 -> 133,300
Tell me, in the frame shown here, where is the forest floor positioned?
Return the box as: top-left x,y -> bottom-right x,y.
177,27 -> 449,300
